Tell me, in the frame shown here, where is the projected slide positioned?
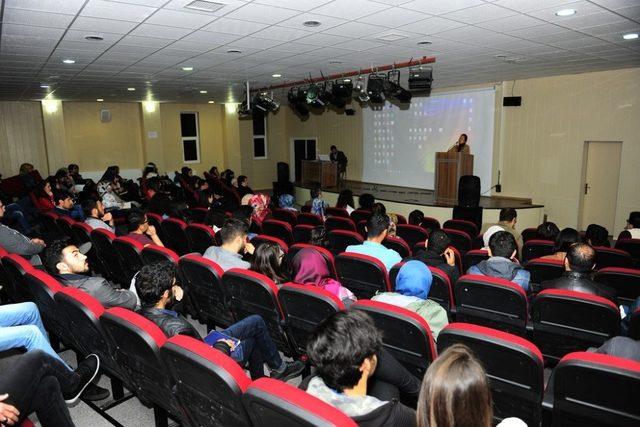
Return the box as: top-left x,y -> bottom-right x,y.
362,88 -> 495,193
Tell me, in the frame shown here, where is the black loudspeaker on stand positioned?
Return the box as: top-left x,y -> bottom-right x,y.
458,175 -> 481,207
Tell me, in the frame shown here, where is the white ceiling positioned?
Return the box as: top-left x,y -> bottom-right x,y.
0,0 -> 638,102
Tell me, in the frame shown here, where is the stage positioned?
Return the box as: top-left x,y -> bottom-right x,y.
294,180 -> 544,231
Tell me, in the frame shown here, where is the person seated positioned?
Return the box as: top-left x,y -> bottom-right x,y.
203,218 -> 254,271
67,163 -> 85,185
45,239 -> 137,310
146,178 -> 179,218
372,261 -> 448,340
541,243 -> 616,301
242,193 -> 271,225
31,180 -> 55,213
309,225 -> 329,248
468,231 -> 531,292
290,248 -> 355,305
482,225 -> 504,249
618,211 -> 640,240
126,210 -> 164,247
232,205 -> 254,229
179,166 -> 197,191
194,178 -> 212,207
481,208 -> 522,254
203,207 -> 226,233
408,209 -> 424,226
417,344 -> 525,427
541,227 -> 580,261
0,201 -> 45,265
304,310 -> 420,426
387,213 -> 398,238
412,229 -> 459,284
97,177 -> 126,211
135,262 -> 304,381
305,186 -> 328,218
346,213 -> 402,273
591,336 -> 640,362
208,166 -> 220,180
18,163 -> 37,192
250,242 -> 288,285
53,189 -> 84,221
82,198 -> 114,233
336,189 -> 355,215
54,168 -> 75,193
536,221 -> 560,241
584,223 -> 610,247
278,194 -> 298,212
358,193 -> 375,211
371,202 -> 386,216
236,175 -> 254,198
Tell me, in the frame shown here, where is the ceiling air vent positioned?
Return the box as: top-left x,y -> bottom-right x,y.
375,33 -> 408,42
185,0 -> 226,13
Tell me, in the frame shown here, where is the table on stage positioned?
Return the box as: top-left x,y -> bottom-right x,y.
301,160 -> 338,188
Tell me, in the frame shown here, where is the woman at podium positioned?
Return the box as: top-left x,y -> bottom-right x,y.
447,133 -> 470,154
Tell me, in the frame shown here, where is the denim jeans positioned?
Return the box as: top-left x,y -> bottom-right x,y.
221,314 -> 283,379
621,296 -> 640,336
2,203 -> 32,235
0,302 -> 71,370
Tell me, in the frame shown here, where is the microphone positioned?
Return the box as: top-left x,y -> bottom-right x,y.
447,141 -> 458,151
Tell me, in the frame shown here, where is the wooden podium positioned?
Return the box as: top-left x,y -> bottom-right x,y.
301,160 -> 338,188
434,152 -> 474,205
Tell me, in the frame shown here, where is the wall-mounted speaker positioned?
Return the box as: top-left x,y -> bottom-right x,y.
100,109 -> 111,123
503,96 -> 522,107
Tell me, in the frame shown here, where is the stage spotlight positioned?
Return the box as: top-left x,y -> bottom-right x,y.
288,87 -> 309,118
353,75 -> 369,103
408,66 -> 433,96
330,79 -> 353,109
306,83 -> 328,109
385,70 -> 412,104
253,93 -> 280,113
238,100 -> 252,118
367,73 -> 387,104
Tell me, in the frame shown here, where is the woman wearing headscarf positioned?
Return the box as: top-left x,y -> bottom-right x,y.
291,248 -> 355,305
242,193 -> 271,225
372,260 -> 448,340
278,194 -> 298,211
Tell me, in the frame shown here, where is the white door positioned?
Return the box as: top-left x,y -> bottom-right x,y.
580,141 -> 622,232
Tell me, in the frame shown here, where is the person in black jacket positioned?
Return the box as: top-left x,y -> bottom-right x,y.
135,262 -> 303,381
330,145 -> 348,181
411,229 -> 459,284
304,310 -> 418,427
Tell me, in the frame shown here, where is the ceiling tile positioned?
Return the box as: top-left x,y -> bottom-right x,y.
402,16 -> 467,35
225,4 -> 301,24
181,31 -> 242,45
442,3 -> 518,24
144,9 -> 219,29
295,32 -> 351,46
71,17 -> 140,34
2,8 -> 75,28
270,42 -> 318,53
311,0 -> 391,19
119,35 -> 173,48
225,37 -> 285,50
401,0 -> 484,15
359,7 -> 430,27
80,0 -> 158,22
254,0 -> 334,11
322,21 -> 388,38
250,26 -> 313,42
333,39 -> 385,51
203,18 -> 269,36
477,14 -> 545,32
5,0 -> 86,15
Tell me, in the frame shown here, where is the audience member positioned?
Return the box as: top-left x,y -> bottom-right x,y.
618,211 -> 640,239
67,163 -> 84,185
236,175 -> 254,198
54,168 -> 74,192
585,223 -> 610,247
304,310 -> 419,426
306,186 -> 328,218
387,213 -> 398,237
309,225 -> 329,248
203,208 -> 226,233
468,231 -> 530,292
482,208 -> 522,251
417,344 -> 524,427
222,169 -> 235,187
0,201 -> 45,265
0,199 -> 33,236
358,193 -> 375,211
346,213 -> 402,272
408,209 -> 424,226
146,178 -> 179,218
203,218 -> 254,271
53,189 -> 84,221
250,242 -> 288,285
541,243 -> 615,301
82,198 -> 114,232
536,221 -> 560,241
126,210 -> 164,247
278,193 -> 297,211
244,193 -> 270,225
412,229 -> 459,284
482,225 -> 504,249
232,205 -> 254,226
97,179 -> 126,211
291,248 -> 355,305
336,189 -> 355,214
208,166 -> 220,179
194,178 -> 212,207
372,261 -> 448,340
371,202 -> 386,216
135,262 -> 304,380
18,163 -> 37,191
592,336 -> 640,362
541,227 -> 580,261
45,239 -> 137,309
31,180 -> 55,212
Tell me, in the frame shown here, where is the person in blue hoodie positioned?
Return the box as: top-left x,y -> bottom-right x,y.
468,231 -> 530,292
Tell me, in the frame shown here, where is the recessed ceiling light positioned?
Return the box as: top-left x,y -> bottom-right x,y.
272,73 -> 282,78
226,49 -> 242,54
127,87 -> 136,91
97,98 -> 104,102
329,60 -> 342,64
200,90 -> 207,93
417,41 -> 432,46
303,20 -> 321,27
181,66 -> 194,71
623,33 -> 638,40
208,100 -> 215,104
62,59 -> 75,64
84,35 -> 104,41
555,8 -> 576,16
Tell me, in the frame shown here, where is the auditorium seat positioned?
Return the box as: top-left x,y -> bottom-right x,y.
243,378 -> 356,427
161,335 -> 252,427
454,274 -> 529,336
70,221 -> 93,245
531,289 -> 619,363
23,270 -> 71,348
594,246 -> 633,269
300,205 -> 311,214
296,212 -> 323,226
223,269 -> 293,355
262,219 -> 295,246
292,224 -> 314,244
141,245 -> 179,266
185,223 -> 216,255
325,207 -> 349,218
328,229 -> 363,254
526,257 -> 565,284
1,253 -> 35,303
41,211 -> 62,235
161,217 -> 190,256
0,246 -> 9,298
614,238 -> 640,264
593,267 -> 640,305
382,235 -> 411,258
548,352 -> 640,426
396,224 -> 429,249
356,220 -> 367,239
395,213 -> 407,224
324,216 -> 356,233
629,308 -> 640,339
336,252 -> 392,299
101,307 -> 184,425
420,217 -> 440,232
56,215 -> 76,242
272,208 -> 298,225
443,228 -> 472,255
462,249 -> 489,272
354,300 -> 437,379
278,283 -> 345,357
522,239 -> 555,263
113,236 -> 144,284
187,207 -> 208,224
521,227 -> 539,243
443,219 -> 478,241
349,209 -> 371,224
178,254 -> 233,329
289,243 -> 337,278
250,235 -> 289,254
146,212 -> 166,244
90,228 -> 128,286
438,323 -> 544,426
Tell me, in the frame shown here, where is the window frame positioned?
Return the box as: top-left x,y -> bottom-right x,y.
252,111 -> 268,160
180,111 -> 201,164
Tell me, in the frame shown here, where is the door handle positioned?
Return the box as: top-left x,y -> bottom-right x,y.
584,183 -> 591,195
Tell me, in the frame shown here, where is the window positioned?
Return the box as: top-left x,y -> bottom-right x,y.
180,112 -> 200,163
252,110 -> 267,159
